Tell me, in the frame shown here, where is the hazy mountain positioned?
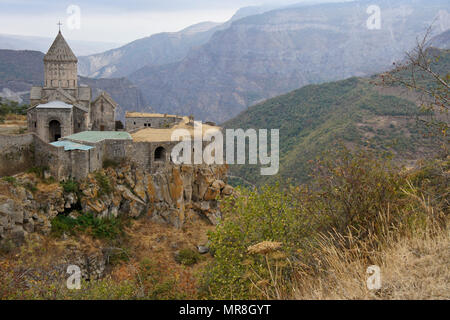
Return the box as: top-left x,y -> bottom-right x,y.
77,22 -> 223,78
0,49 -> 147,115
0,33 -> 121,56
431,29 -> 450,49
0,50 -> 44,103
76,5 -> 287,79
223,48 -> 449,186
128,0 -> 450,123
76,2 -> 343,80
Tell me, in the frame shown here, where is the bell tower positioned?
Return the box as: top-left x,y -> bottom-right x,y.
43,23 -> 78,89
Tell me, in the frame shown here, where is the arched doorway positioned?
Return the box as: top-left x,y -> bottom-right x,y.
49,120 -> 61,142
154,146 -> 166,161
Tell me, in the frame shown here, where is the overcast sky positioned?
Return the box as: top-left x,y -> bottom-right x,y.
0,0 -> 349,44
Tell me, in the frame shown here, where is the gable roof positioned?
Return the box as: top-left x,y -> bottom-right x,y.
44,31 -> 77,63
93,91 -> 117,109
35,100 -> 73,109
126,112 -> 181,119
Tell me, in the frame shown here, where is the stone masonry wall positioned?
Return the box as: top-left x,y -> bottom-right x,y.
0,133 -> 35,177
125,116 -> 183,131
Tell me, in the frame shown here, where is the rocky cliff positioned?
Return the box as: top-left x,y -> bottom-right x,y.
0,163 -> 233,279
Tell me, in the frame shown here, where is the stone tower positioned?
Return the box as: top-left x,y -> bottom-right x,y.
43,31 -> 78,89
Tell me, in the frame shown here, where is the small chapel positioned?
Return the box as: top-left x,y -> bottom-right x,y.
27,29 -> 118,142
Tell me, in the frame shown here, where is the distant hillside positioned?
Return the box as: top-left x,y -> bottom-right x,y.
223,49 -> 449,186
431,29 -> 450,49
0,49 -> 44,103
78,22 -> 223,78
0,49 -> 147,115
76,5 -> 282,79
129,0 -> 450,123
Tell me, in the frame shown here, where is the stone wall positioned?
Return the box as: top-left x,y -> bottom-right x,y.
28,107 -> 74,143
0,133 -> 35,177
73,107 -> 89,133
33,134 -> 71,179
125,116 -> 183,131
90,96 -> 116,131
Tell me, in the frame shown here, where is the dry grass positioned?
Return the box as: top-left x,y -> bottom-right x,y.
0,115 -> 27,134
290,225 -> 449,300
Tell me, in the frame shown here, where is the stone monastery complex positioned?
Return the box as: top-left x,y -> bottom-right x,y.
0,31 -> 221,181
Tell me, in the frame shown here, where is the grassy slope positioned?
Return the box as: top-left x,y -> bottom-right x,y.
223,49 -> 449,186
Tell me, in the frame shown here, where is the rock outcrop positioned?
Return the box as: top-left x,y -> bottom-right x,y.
0,163 -> 233,245
0,163 -> 233,280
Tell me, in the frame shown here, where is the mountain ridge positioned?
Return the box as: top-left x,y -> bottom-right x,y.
223,48 -> 449,186
128,0 -> 450,122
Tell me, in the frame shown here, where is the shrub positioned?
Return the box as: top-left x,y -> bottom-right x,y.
138,258 -> 187,299
1,176 -> 17,185
51,212 -> 124,240
308,147 -> 407,245
27,166 -> 48,179
61,179 -> 79,193
174,249 -> 201,266
200,147 -> 445,299
23,182 -> 37,193
95,172 -> 112,196
103,159 -> 119,169
50,214 -> 78,238
0,239 -> 16,255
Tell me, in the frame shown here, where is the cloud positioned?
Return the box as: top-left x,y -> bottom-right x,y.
0,0 -> 346,43
0,10 -> 237,43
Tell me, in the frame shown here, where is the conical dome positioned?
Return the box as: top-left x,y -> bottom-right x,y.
44,31 -> 77,63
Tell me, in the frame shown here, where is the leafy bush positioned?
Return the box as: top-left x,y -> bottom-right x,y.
51,212 -> 124,240
1,176 -> 17,185
23,182 -> 37,193
0,239 -> 16,255
103,159 -> 119,169
138,258 -> 187,299
200,147 -> 446,299
174,249 -> 201,266
95,172 -> 112,196
61,179 -> 79,193
201,184 -> 311,299
50,214 -> 78,237
27,166 -> 48,179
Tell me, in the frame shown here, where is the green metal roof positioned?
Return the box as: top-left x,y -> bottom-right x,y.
50,140 -> 94,151
64,131 -> 132,143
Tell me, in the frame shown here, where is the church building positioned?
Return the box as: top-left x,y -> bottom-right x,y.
27,30 -> 117,142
